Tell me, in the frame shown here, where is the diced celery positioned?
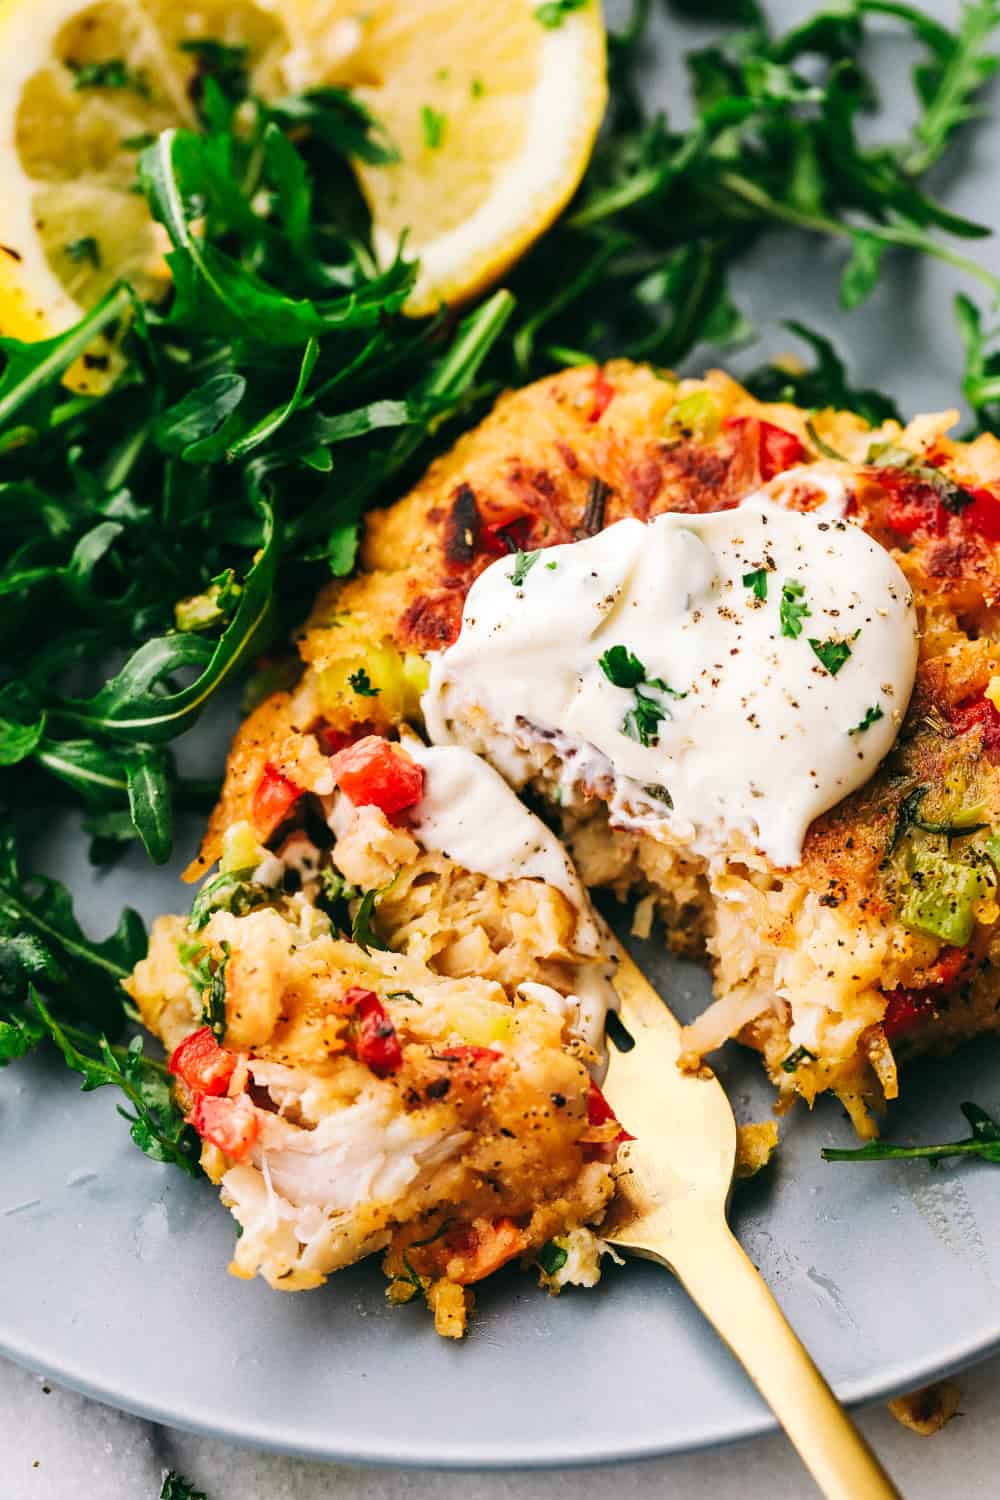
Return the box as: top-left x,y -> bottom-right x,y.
900,854 -> 990,947
402,652 -> 430,720
221,819 -> 264,874
663,390 -> 722,443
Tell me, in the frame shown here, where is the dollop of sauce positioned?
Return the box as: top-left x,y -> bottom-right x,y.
424,495 -> 918,868
401,736 -> 599,953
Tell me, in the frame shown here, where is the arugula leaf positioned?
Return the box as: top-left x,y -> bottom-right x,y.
0,831 -> 144,1033
744,322 -> 902,426
779,579 -> 810,638
30,988 -> 201,1174
202,941 -> 230,1040
160,1475 -> 209,1500
352,884 -> 393,953
0,682 -> 46,765
824,1100 -> 1000,1165
125,746 -> 174,863
189,868 -> 270,932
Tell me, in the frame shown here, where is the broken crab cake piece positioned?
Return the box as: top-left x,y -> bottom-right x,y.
127,731 -> 624,1335
191,360 -> 1000,1136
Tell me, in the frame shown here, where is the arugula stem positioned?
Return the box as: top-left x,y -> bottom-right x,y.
715,172 -> 1000,301
0,283 -> 131,431
823,1140 -> 986,1162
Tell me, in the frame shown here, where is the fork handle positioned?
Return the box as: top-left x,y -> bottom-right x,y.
660,1224 -> 903,1499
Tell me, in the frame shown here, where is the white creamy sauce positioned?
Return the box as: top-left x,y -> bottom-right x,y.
401,736 -> 600,953
424,495 -> 919,868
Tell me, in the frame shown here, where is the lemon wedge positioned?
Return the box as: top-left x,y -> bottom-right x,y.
0,0 -> 606,362
331,0 -> 608,315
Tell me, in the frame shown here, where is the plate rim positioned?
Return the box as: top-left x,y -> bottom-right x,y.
3,1276 -> 997,1468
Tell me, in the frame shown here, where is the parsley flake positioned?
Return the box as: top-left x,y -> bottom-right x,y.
779,579 -> 810,638
781,1045 -> 817,1074
598,644 -> 646,689
508,549 -> 541,587
599,644 -> 685,747
534,0 -> 589,27
470,78 -> 485,98
848,703 -> 884,736
421,105 -> 446,150
348,667 -> 380,697
742,567 -> 768,601
809,635 -> 855,676
537,1240 -> 569,1275
65,236 -> 101,269
70,57 -> 150,95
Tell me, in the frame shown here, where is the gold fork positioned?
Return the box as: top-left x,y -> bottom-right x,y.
601,946 -> 903,1499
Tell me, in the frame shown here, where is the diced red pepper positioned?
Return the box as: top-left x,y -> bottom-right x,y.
726,417 -> 807,483
438,1044 -> 503,1066
947,692 -> 1000,753
190,1092 -> 259,1160
881,988 -> 936,1041
329,735 -> 424,816
480,508 -> 534,556
881,945 -> 970,1041
345,986 -> 403,1076
758,421 -> 808,481
587,1078 -> 634,1142
315,722 -> 372,756
589,368 -> 615,424
444,1216 -> 529,1284
168,1026 -> 236,1097
961,486 -> 1000,541
251,762 -> 302,839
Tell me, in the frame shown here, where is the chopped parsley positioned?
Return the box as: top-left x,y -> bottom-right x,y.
70,57 -> 150,94
598,644 -> 646,689
545,559 -> 558,570
470,78 -> 485,98
599,644 -> 685,748
534,0 -> 589,27
421,104 -> 447,150
348,667 -> 380,697
781,1045 -> 817,1073
809,635 -> 855,676
536,1240 -> 569,1275
508,549 -> 541,587
65,236 -> 101,269
848,703 -> 884,736
779,579 -> 810,638
742,567 -> 768,602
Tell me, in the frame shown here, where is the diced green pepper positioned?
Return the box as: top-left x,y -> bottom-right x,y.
900,854 -> 990,947
663,390 -> 722,443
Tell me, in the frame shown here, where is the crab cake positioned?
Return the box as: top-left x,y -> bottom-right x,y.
189,361 -> 1000,1137
128,730 -> 624,1334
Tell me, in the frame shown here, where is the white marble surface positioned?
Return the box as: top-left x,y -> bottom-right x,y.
6,1349 -> 1000,1499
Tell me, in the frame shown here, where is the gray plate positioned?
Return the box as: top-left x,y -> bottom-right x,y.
4,0 -> 1000,1469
